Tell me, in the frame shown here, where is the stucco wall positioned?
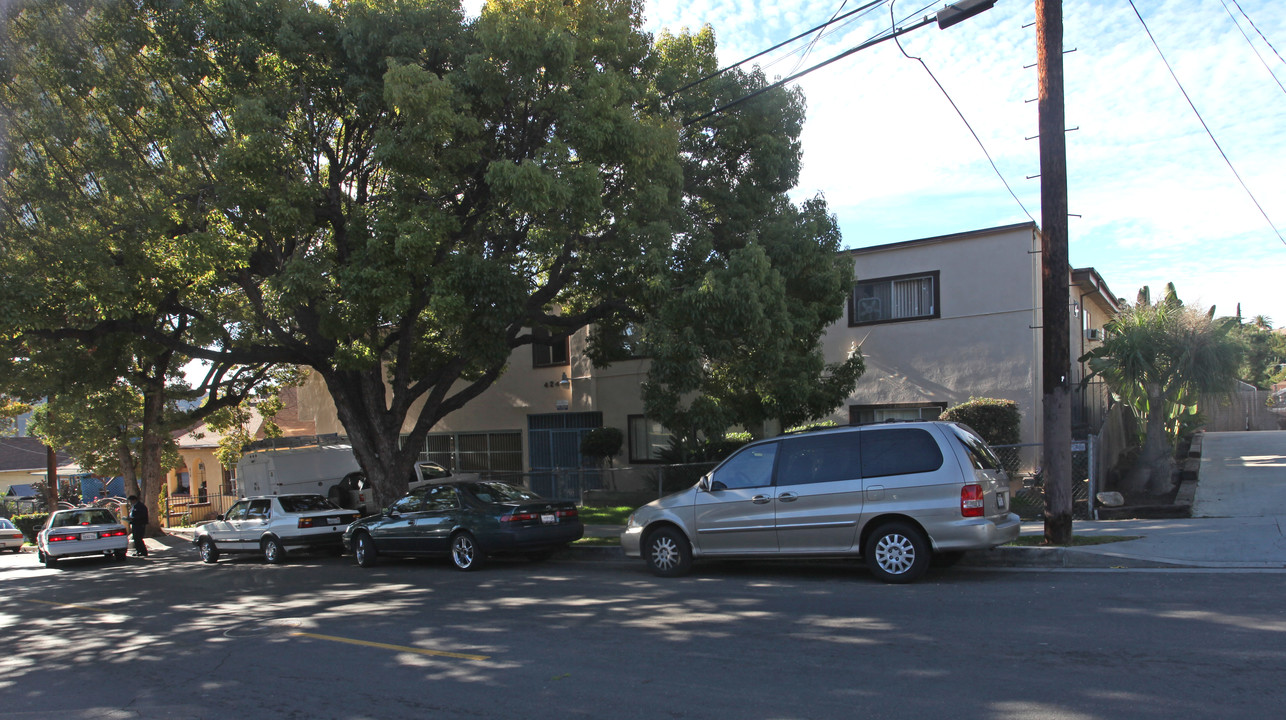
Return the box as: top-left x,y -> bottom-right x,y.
820,224 -> 1043,444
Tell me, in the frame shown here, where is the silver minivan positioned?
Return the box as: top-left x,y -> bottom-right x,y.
621,421 -> 1021,583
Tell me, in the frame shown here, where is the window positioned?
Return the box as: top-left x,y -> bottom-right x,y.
531,327 -> 570,368
412,431 -> 524,474
391,491 -> 426,515
225,501 -> 249,521
776,433 -> 860,486
246,499 -> 272,520
860,428 -> 944,478
628,416 -> 672,463
849,403 -> 946,425
850,271 -> 940,325
711,443 -> 778,490
423,485 -> 460,511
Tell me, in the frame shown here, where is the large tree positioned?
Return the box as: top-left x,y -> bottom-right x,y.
5,0 -> 855,511
0,0 -> 284,525
606,28 -> 863,443
1081,284 -> 1241,495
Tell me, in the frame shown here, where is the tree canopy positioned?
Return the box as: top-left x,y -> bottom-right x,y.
2,0 -> 860,509
1081,284 -> 1241,494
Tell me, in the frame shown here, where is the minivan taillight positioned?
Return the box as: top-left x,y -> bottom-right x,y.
961,484 -> 985,517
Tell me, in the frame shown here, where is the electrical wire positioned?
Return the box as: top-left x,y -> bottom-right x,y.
1231,0 -> 1286,68
1128,0 -> 1284,246
1220,0 -> 1286,97
888,0 -> 1036,224
790,1 -> 852,75
664,0 -> 888,99
683,2 -> 953,126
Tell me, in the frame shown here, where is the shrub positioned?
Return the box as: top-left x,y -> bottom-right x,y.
580,427 -> 624,465
12,513 -> 48,543
941,398 -> 1021,446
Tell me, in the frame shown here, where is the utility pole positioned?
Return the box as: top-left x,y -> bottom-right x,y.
1037,0 -> 1073,544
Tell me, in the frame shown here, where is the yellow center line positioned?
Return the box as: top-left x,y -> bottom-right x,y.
290,632 -> 490,661
27,599 -> 110,614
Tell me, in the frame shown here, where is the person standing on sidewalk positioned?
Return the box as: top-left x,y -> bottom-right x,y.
127,495 -> 149,557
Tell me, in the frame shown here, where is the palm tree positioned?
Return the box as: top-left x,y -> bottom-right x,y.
1081,284 -> 1242,495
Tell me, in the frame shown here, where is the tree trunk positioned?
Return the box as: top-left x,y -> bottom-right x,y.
117,440 -> 141,500
323,371 -> 430,511
137,385 -> 169,537
1139,385 -> 1175,495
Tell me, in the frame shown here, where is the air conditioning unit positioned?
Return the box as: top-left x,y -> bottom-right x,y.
1085,328 -> 1102,341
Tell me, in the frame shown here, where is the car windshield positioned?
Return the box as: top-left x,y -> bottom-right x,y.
278,495 -> 340,513
53,509 -> 117,527
463,482 -> 542,504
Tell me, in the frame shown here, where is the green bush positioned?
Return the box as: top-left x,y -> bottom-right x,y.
580,427 -> 624,464
941,398 -> 1021,446
12,513 -> 48,544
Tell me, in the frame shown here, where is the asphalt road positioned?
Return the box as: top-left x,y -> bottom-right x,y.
4,547 -> 1286,720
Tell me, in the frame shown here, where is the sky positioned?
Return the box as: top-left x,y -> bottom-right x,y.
546,0 -> 1278,325
630,0 -> 1286,320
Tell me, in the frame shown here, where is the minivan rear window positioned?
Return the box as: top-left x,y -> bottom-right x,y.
860,428 -> 943,478
949,425 -> 1004,471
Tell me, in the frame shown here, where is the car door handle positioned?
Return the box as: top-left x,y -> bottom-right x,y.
778,493 -> 798,502
752,495 -> 772,504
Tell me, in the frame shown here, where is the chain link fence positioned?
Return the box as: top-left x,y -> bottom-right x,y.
993,440 -> 1096,521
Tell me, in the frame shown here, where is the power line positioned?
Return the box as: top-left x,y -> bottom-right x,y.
889,0 -> 1035,224
684,13 -> 938,126
1231,0 -> 1286,68
664,0 -> 888,100
1220,0 -> 1286,97
1128,0 -> 1284,246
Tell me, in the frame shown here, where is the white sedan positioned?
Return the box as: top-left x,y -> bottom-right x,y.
0,517 -> 25,552
37,508 -> 129,568
193,494 -> 359,564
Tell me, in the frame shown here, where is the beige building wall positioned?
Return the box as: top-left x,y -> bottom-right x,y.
820,223 -> 1044,443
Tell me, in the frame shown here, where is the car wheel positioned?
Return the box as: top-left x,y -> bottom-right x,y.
449,532 -> 483,571
864,522 -> 930,584
36,549 -> 45,563
198,538 -> 220,564
644,526 -> 692,578
354,533 -> 378,568
113,549 -> 127,561
261,536 -> 284,564
44,552 -> 58,569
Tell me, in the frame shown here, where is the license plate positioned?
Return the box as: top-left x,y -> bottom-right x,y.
327,517 -> 341,525
541,513 -> 556,525
997,493 -> 1007,510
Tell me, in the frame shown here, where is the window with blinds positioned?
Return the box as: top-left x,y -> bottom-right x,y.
849,271 -> 940,325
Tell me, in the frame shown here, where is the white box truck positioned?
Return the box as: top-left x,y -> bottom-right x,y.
235,436 -> 455,515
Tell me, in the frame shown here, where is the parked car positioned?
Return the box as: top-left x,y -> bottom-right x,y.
0,517 -> 25,552
343,480 -> 584,570
192,494 -> 359,564
36,507 -> 129,568
621,421 -> 1021,583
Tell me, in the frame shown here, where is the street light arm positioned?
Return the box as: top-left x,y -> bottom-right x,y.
938,0 -> 999,30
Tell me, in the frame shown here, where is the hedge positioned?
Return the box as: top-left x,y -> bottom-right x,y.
11,513 -> 48,544
941,398 -> 1021,447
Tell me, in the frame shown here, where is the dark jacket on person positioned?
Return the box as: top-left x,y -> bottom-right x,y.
129,501 -> 149,528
